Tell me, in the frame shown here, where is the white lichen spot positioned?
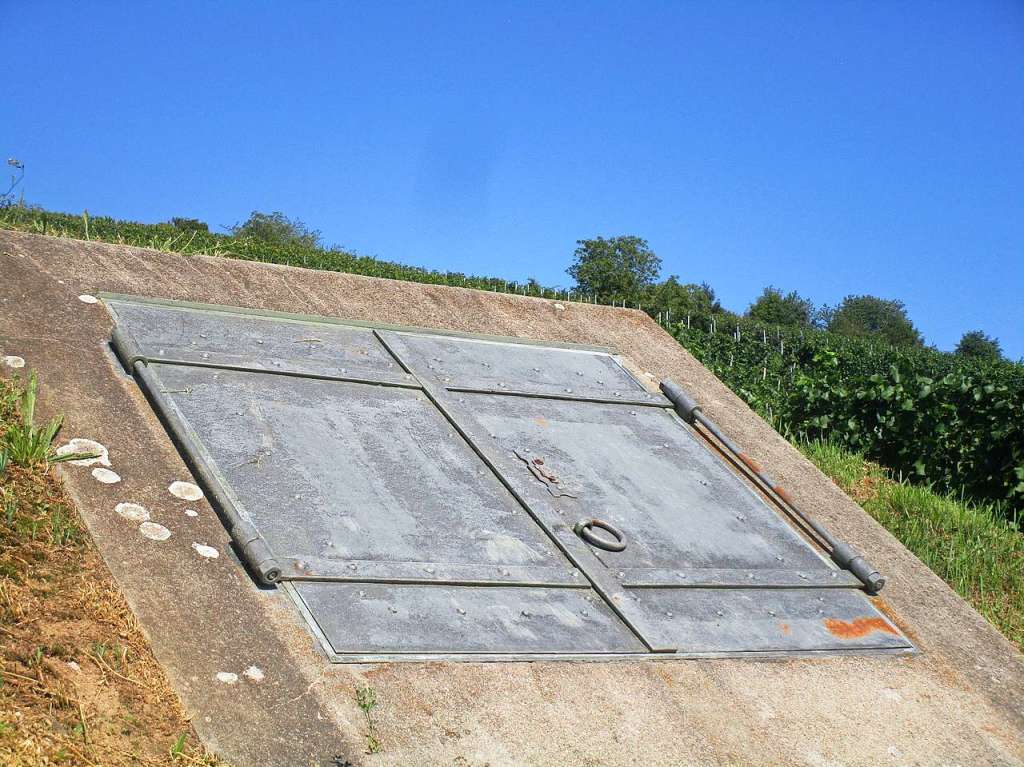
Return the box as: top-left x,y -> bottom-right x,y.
168,480 -> 204,501
243,666 -> 265,683
77,294 -> 99,304
185,509 -> 199,518
56,438 -> 110,467
91,467 -> 121,484
115,502 -> 150,522
192,542 -> 219,559
138,521 -> 171,541
3,355 -> 25,369
215,671 -> 238,684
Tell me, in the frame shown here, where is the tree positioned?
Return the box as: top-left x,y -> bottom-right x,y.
955,330 -> 1002,361
746,286 -> 814,327
169,217 -> 209,233
567,236 -> 661,301
230,211 -> 321,248
648,276 -> 720,318
827,295 -> 923,347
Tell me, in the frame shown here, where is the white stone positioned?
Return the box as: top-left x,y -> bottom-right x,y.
185,509 -> 199,518
215,671 -> 238,684
3,355 -> 25,368
55,438 -> 110,467
138,521 -> 171,541
91,467 -> 121,484
243,666 -> 265,683
192,542 -> 219,559
77,294 -> 98,304
168,480 -> 204,501
115,502 -> 150,522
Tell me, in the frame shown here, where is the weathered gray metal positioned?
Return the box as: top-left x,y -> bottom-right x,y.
660,378 -> 887,593
109,296 -> 911,660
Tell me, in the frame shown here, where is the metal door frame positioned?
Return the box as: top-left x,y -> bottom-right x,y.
106,294 -> 914,661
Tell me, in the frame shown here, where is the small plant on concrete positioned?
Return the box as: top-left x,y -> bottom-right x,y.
355,684 -> 382,754
1,373 -> 97,467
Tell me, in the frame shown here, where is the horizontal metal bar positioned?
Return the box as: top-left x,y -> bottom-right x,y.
620,567 -> 862,589
278,557 -> 587,587
445,386 -> 669,408
129,356 -> 419,389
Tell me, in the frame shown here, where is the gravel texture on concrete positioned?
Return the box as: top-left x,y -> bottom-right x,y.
1,230 -> 1021,767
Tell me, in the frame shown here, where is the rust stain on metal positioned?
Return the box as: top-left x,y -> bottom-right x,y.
773,486 -> 795,506
823,617 -> 898,640
512,449 -> 578,499
738,452 -> 764,474
778,622 -> 791,635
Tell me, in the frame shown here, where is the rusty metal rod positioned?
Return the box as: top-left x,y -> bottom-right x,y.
660,379 -> 886,594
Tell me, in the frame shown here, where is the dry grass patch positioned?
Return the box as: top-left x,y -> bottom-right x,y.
0,374 -> 227,766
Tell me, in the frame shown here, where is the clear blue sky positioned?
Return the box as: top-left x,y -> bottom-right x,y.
4,1 -> 1022,358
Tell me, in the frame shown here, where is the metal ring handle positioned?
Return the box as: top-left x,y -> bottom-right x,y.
574,519 -> 626,552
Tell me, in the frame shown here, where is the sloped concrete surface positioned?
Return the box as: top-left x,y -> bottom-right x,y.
1,230 -> 1021,766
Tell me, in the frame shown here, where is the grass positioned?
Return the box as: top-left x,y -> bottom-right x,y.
1,373 -> 98,467
802,438 -> 1024,650
0,372 -> 228,766
355,684 -> 382,754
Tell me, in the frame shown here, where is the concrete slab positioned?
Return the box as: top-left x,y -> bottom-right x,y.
1,230 -> 1021,766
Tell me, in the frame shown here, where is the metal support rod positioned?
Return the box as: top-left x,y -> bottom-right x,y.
660,379 -> 886,594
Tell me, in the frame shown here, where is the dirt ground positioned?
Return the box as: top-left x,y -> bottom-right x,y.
0,377 -> 224,766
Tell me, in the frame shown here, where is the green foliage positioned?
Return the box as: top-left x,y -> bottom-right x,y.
566,235 -> 661,302
169,217 -> 209,233
648,277 -> 720,319
676,321 -> 1024,517
0,205 -> 579,299
827,294 -> 923,347
802,440 -> 1023,648
230,210 -> 322,249
956,330 -> 1003,361
1,373 -> 98,467
746,286 -> 814,327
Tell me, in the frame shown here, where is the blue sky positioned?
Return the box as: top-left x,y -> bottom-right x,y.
4,1 -> 1022,358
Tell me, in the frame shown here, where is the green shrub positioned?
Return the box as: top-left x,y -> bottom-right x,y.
677,323 -> 1024,518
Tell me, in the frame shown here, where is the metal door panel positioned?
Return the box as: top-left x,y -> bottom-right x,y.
293,582 -> 646,656
623,588 -> 911,653
146,364 -> 572,577
107,298 -> 408,384
392,331 -> 664,403
453,393 -> 828,572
